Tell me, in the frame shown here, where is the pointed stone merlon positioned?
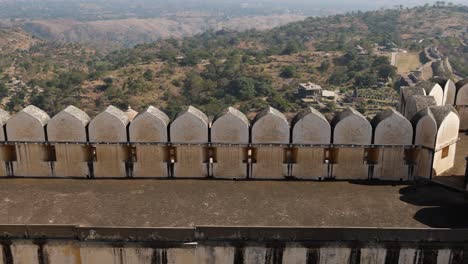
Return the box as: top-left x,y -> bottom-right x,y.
331,108 -> 371,145
170,106 -> 209,177
170,106 -> 209,143
430,105 -> 460,176
433,77 -> 456,106
251,106 -> 289,179
88,106 -> 129,178
89,105 -> 129,142
129,106 -> 170,178
371,108 -> 413,180
419,81 -> 444,106
404,95 -> 437,121
251,106 -> 289,144
4,105 -> 51,177
330,108 -> 371,180
0,109 -> 10,141
372,108 -> 413,145
129,106 -> 169,142
47,106 -> 90,142
6,105 -> 50,142
292,107 -> 330,144
211,107 -> 249,178
211,107 -> 249,144
46,106 -> 91,177
456,78 -> 468,130
291,107 -> 330,179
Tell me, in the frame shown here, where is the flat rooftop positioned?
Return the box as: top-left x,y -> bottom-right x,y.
0,179 -> 466,229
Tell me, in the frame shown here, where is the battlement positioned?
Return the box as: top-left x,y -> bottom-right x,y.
0,101 -> 461,180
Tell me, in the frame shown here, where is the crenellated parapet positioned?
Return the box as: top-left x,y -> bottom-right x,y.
0,86 -> 462,180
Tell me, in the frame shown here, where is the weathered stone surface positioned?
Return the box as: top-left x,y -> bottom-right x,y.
455,79 -> 468,130
332,108 -> 371,145
89,106 -> 129,178
431,106 -> 460,176
360,247 -> 386,264
48,105 -> 90,142
331,108 -> 371,180
251,106 -> 289,144
372,108 -> 413,180
47,106 -> 91,177
89,105 -> 129,142
171,106 -> 208,177
170,106 -> 208,143
211,107 -> 249,178
0,108 -> 9,141
6,105 -> 50,142
211,107 -> 249,144
456,78 -> 468,105
11,241 -> 39,264
291,107 -> 330,179
251,107 -> 289,179
404,95 -> 437,120
434,77 -> 456,106
129,106 -> 169,177
422,82 -> 444,106
292,107 -> 330,144
0,109 -> 11,176
5,105 -> 51,177
412,108 -> 438,179
130,106 -> 169,142
372,108 -> 413,145
124,106 -> 139,121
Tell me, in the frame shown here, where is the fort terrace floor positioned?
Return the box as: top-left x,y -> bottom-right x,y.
0,179 -> 467,229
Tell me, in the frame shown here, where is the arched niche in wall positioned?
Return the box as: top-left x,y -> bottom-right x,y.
170,106 -> 209,177
211,107 -> 249,178
47,105 -> 91,177
129,106 -> 170,178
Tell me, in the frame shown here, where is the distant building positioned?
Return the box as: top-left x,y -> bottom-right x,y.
298,82 -> 322,98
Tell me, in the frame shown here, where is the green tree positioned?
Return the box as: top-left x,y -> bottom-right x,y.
280,66 -> 297,78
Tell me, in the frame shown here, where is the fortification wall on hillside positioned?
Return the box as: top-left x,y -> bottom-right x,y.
0,99 -> 460,180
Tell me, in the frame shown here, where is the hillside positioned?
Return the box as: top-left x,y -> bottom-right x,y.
0,4 -> 466,118
21,14 -> 306,49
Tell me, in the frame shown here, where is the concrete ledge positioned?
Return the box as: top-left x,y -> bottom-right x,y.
0,225 -> 467,243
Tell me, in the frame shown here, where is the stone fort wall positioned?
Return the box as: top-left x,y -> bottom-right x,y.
0,93 -> 461,180
0,225 -> 466,264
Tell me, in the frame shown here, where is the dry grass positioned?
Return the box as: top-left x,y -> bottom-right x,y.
395,52 -> 421,74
